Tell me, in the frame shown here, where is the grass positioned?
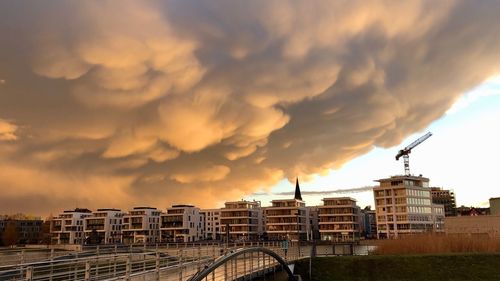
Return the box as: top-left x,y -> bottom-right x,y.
294,253 -> 500,281
373,234 -> 500,255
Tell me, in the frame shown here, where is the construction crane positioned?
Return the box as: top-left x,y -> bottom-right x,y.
395,132 -> 432,176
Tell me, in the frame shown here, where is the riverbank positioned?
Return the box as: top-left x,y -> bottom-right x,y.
294,253 -> 500,281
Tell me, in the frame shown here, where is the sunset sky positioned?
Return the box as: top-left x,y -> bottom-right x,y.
1,1 -> 499,217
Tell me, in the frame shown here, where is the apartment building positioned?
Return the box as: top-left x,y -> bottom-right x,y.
265,199 -> 310,241
220,200 -> 263,241
122,207 -> 161,244
431,187 -> 457,216
83,209 -> 124,244
432,204 -> 445,232
373,175 -> 444,238
361,207 -> 377,239
307,206 -> 320,240
201,209 -> 221,241
51,208 -> 92,244
0,214 -> 43,245
265,179 -> 310,241
318,197 -> 360,242
160,205 -> 203,242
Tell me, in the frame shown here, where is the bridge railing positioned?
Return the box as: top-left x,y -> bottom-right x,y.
188,247 -> 299,281
0,242 -> 295,280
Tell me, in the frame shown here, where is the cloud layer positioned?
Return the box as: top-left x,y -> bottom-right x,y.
1,0 -> 500,216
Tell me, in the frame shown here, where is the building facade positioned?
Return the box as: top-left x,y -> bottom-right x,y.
51,208 -> 92,244
83,209 -> 124,244
374,175 -> 444,238
264,179 -> 311,241
0,215 -> 43,245
490,197 -> 500,216
445,215 -> 500,238
265,199 -> 310,241
220,200 -> 263,241
122,207 -> 161,244
431,187 -> 457,216
160,205 -> 203,242
318,197 -> 360,242
201,209 -> 221,241
361,207 -> 377,239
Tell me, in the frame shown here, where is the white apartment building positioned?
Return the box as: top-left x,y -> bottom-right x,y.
51,208 -> 92,244
220,200 -> 263,241
84,208 -> 124,244
201,209 -> 221,241
160,205 -> 203,242
374,175 -> 445,238
318,197 -> 361,242
265,199 -> 311,241
122,207 -> 161,244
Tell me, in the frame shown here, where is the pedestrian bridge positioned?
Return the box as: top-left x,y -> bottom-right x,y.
188,247 -> 298,281
0,242 -> 304,280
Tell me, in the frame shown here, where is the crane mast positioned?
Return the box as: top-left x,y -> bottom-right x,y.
395,132 -> 432,176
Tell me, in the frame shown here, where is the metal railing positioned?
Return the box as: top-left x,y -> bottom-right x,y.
188,247 -> 298,281
0,242 -> 298,280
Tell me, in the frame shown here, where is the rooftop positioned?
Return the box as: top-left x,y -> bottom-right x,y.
375,175 -> 430,182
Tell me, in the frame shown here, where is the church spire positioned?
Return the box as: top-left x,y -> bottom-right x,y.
294,177 -> 302,201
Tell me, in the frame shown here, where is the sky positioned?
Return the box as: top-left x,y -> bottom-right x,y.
1,1 -> 500,217
246,76 -> 500,208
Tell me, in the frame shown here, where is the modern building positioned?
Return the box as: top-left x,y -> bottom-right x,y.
431,204 -> 445,232
51,208 -> 92,244
318,197 -> 360,242
201,209 -> 221,241
445,215 -> 500,238
122,207 -> 161,244
431,187 -> 457,216
0,214 -> 43,245
361,207 -> 377,239
307,206 -> 320,240
83,209 -> 124,244
489,197 -> 500,215
220,200 -> 263,241
373,175 -> 444,238
264,179 -> 311,241
160,205 -> 203,242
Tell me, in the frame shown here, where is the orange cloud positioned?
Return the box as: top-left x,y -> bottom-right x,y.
1,0 -> 500,216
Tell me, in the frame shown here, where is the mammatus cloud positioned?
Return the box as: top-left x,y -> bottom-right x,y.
1,0 -> 500,215
0,120 -> 17,141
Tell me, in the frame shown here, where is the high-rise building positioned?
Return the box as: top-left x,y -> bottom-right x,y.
431,187 -> 457,216
318,197 -> 360,242
160,205 -> 203,242
83,209 -> 124,244
373,175 -> 444,238
220,200 -> 263,241
122,207 -> 161,244
200,209 -> 221,241
51,208 -> 92,244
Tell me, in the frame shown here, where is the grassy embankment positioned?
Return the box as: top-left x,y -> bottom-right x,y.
295,234 -> 500,281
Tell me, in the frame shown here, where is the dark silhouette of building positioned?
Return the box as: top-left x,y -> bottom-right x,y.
0,214 -> 43,245
456,206 -> 490,216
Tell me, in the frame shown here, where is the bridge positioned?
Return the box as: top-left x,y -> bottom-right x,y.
0,242 -> 313,280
